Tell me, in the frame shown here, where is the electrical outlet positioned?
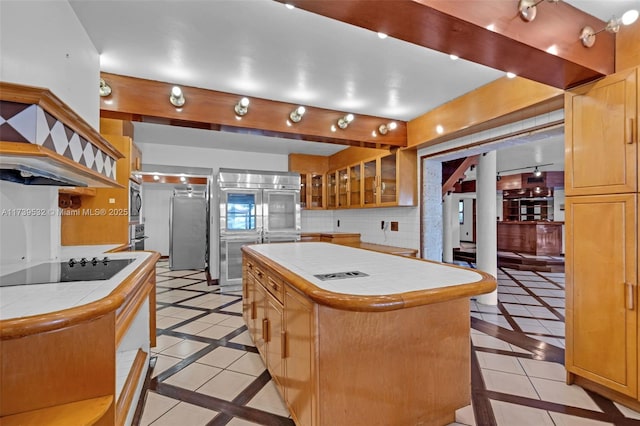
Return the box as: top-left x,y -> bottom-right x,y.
381,220 -> 385,230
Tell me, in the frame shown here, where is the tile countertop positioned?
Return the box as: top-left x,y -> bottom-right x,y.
248,242 -> 485,296
0,251 -> 152,320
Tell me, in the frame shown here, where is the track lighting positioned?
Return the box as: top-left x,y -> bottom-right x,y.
234,97 -> 250,116
518,0 -> 560,22
496,173 -> 502,182
289,106 -> 306,123
533,167 -> 542,177
378,121 -> 397,135
580,9 -> 639,47
337,113 -> 354,129
169,86 -> 185,107
99,78 -> 112,97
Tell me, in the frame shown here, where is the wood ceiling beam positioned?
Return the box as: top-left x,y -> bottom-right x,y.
99,73 -> 406,150
277,0 -> 614,89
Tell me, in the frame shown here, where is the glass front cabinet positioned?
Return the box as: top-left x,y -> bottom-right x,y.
300,173 -> 325,210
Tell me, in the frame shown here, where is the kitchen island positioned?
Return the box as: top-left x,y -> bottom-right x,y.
242,242 -> 495,426
0,250 -> 160,426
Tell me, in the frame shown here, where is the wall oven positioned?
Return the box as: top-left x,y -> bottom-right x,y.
129,180 -> 142,224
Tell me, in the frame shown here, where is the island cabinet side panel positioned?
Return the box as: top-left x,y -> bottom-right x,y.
0,312 -> 116,420
316,298 -> 470,426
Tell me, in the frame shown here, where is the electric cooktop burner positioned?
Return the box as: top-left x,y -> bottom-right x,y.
0,257 -> 135,287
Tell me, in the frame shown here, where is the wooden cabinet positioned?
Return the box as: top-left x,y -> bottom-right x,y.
300,173 -> 325,209
503,199 -> 553,221
565,68 -> 637,196
565,67 -> 640,409
326,172 -> 337,209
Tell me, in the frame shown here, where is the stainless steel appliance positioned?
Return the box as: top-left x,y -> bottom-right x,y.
170,187 -> 208,270
218,168 -> 301,288
130,223 -> 147,251
129,180 -> 142,223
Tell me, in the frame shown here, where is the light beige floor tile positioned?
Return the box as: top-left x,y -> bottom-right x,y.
138,391 -> 180,426
156,315 -> 186,329
509,344 -> 533,354
227,352 -> 266,376
548,412 -> 614,425
217,315 -> 246,328
157,278 -> 201,288
198,370 -> 256,401
199,312 -> 233,324
471,334 -> 511,351
490,400 -> 554,426
160,339 -> 208,358
173,320 -> 215,335
158,306 -> 203,320
152,354 -> 182,378
157,290 -> 198,303
197,346 -> 247,368
182,272 -> 207,280
223,301 -> 243,313
151,401 -> 218,426
476,352 -> 525,375
230,330 -> 255,346
182,282 -> 217,292
529,377 -> 602,411
164,362 -> 222,390
159,270 -> 203,278
482,369 -> 539,399
614,402 -> 640,420
153,335 -> 184,352
197,324 -> 237,339
454,403 -> 476,426
246,380 -> 289,417
190,294 -> 239,308
518,358 -> 566,381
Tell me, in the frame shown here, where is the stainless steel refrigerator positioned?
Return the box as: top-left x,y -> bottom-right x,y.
170,188 -> 208,270
218,168 -> 300,288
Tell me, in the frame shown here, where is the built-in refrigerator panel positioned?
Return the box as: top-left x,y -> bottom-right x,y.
263,189 -> 300,236
170,190 -> 208,270
219,235 -> 261,286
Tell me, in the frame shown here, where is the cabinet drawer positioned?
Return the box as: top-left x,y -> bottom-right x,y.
266,274 -> 285,304
246,260 -> 266,284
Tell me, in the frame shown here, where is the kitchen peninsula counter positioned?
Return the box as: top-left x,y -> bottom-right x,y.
242,242 -> 495,425
497,221 -> 564,255
0,250 -> 160,426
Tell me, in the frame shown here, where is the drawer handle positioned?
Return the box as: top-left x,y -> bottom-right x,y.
626,282 -> 634,310
251,301 -> 256,320
281,330 -> 287,359
263,318 -> 270,342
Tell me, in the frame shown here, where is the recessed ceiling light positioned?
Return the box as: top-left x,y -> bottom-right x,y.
506,72 -> 517,79
377,32 -> 388,39
449,54 -> 459,61
285,3 -> 295,10
330,125 -> 337,132
436,125 -> 444,134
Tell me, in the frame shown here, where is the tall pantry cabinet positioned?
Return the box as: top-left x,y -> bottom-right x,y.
565,66 -> 639,405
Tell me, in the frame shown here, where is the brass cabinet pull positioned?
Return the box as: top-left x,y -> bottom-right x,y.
626,283 -> 635,310
263,318 -> 270,342
627,118 -> 635,144
251,301 -> 256,319
281,330 -> 287,359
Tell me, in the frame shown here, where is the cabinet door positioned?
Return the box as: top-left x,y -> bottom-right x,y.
565,194 -> 637,397
349,164 -> 362,207
363,159 -> 377,206
326,171 -> 337,209
379,152 -> 398,205
565,69 -> 637,196
309,173 -> 324,209
266,293 -> 285,387
300,174 -> 308,209
284,286 -> 315,426
254,282 -> 268,362
337,168 -> 348,208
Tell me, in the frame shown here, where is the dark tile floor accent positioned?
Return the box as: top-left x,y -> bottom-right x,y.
135,260 -> 640,425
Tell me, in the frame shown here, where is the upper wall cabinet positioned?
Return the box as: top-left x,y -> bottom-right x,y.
565,68 -> 637,196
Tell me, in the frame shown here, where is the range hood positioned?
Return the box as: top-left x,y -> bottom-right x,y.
0,165 -> 86,187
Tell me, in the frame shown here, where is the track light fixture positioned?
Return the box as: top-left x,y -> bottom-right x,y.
378,121 -> 397,135
581,9 -> 639,47
533,167 -> 542,177
169,86 -> 185,107
337,113 -> 354,129
99,78 -> 112,97
289,106 -> 306,123
235,97 -> 250,116
518,0 -> 560,22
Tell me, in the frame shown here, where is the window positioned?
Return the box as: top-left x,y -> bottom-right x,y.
458,200 -> 464,224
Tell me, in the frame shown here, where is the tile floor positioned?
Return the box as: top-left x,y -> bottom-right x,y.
134,260 -> 640,425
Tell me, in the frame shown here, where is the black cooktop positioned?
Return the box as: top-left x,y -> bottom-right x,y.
0,257 -> 135,287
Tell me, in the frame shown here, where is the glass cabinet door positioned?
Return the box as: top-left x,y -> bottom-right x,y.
310,173 -> 324,208
338,168 -> 348,207
363,159 -> 377,206
379,153 -> 397,204
300,173 -> 308,209
349,164 -> 361,207
327,171 -> 337,209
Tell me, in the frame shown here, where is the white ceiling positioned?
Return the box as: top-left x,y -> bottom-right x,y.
69,0 -> 639,161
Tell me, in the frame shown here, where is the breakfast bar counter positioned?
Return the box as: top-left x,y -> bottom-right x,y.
242,242 -> 495,426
